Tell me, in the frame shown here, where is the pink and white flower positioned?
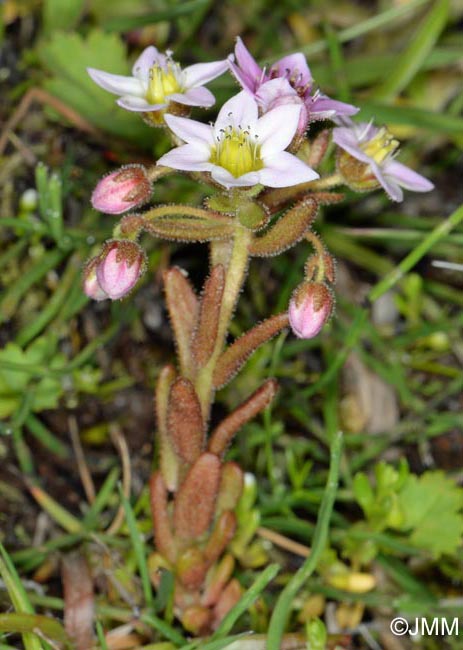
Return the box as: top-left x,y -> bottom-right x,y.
229,38 -> 358,131
157,91 -> 319,188
83,241 -> 146,301
333,120 -> 434,202
87,46 -> 228,114
91,165 -> 152,215
288,282 -> 333,339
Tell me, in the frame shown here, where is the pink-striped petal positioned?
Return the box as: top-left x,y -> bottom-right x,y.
210,166 -> 260,188
87,68 -> 145,97
384,160 -> 434,193
235,36 -> 262,81
272,53 -> 312,87
259,151 -> 319,187
169,86 -> 215,107
163,114 -> 214,146
257,103 -> 302,157
131,46 -> 159,79
215,91 -> 258,133
157,144 -> 212,172
116,96 -> 165,112
183,59 -> 229,88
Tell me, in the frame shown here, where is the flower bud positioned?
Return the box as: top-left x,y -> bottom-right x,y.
288,282 -> 333,339
336,149 -> 380,193
95,240 -> 146,300
82,258 -> 109,301
91,165 -> 152,214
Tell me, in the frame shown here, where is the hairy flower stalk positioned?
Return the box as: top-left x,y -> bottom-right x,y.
85,39 -> 435,638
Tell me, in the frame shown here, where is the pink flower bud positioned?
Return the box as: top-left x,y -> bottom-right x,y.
91,165 -> 151,214
95,240 -> 145,300
288,282 -> 333,339
82,258 -> 109,301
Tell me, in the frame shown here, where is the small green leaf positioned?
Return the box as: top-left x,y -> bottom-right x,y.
42,0 -> 85,33
398,471 -> 463,558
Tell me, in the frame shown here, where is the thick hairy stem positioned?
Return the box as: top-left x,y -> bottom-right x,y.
194,225 -> 252,421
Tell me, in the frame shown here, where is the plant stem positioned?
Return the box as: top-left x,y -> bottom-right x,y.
195,224 -> 252,421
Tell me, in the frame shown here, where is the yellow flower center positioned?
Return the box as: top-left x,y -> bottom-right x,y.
211,127 -> 263,178
361,127 -> 399,164
146,63 -> 182,105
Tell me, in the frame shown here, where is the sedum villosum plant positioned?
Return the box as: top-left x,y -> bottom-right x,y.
83,40 -> 434,636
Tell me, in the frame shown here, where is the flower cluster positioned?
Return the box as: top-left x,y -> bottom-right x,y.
86,40 -> 434,330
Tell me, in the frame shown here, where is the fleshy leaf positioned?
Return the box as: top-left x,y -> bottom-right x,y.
192,265 -> 225,368
149,472 -> 176,563
208,379 -> 278,456
249,198 -> 318,257
167,378 -> 204,465
163,267 -> 199,377
174,453 -> 221,542
213,313 -> 289,388
155,365 -> 179,491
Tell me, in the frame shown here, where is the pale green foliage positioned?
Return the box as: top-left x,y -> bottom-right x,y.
0,339 -> 64,419
397,471 -> 463,558
353,461 -> 463,559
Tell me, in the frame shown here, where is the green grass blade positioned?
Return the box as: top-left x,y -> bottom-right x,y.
266,432 -> 343,650
211,563 -> 280,639
369,202 -> 463,302
118,485 -> 154,609
0,545 -> 43,650
372,0 -> 449,101
359,102 -> 463,135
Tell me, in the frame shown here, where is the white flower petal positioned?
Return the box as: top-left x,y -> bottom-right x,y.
210,166 -> 259,188
163,114 -> 214,146
87,68 -> 145,97
215,91 -> 259,133
157,144 -> 212,172
131,46 -> 159,79
259,151 -> 319,187
117,96 -> 165,112
257,103 -> 302,157
183,59 -> 229,88
169,86 -> 215,107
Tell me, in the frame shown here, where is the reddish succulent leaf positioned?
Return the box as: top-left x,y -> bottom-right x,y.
177,547 -> 208,590
202,554 -> 235,607
168,378 -> 204,465
209,379 -> 278,456
163,267 -> 199,376
155,364 -> 178,491
213,578 -> 242,628
62,553 -> 94,650
149,471 -> 176,563
249,198 -> 318,256
213,313 -> 289,389
216,462 -> 244,514
192,265 -> 225,368
204,510 -> 236,565
174,453 -> 221,541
